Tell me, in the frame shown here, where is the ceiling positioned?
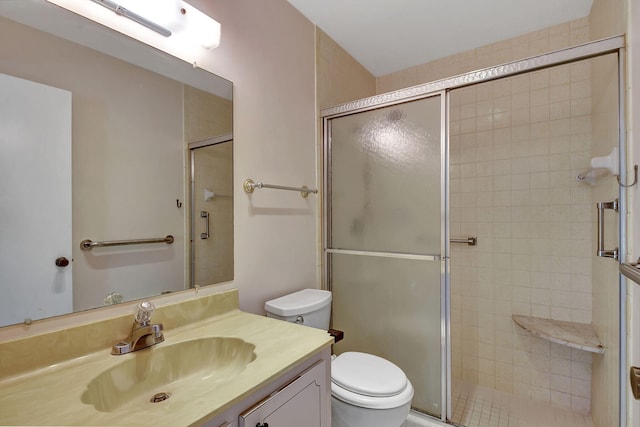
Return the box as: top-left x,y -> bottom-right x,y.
287,0 -> 593,77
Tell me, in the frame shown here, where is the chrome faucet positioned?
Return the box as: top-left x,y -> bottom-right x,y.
112,301 -> 164,355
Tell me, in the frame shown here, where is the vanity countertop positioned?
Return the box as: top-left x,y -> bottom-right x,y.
0,291 -> 333,426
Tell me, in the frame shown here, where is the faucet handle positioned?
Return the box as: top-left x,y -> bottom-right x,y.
134,301 -> 155,326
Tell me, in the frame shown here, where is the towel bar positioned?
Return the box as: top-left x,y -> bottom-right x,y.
80,235 -> 174,251
243,178 -> 318,198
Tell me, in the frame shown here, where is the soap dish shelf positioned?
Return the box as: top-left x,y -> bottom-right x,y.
512,315 -> 605,354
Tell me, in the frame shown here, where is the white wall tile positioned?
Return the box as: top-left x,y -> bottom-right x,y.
448,55 -> 594,411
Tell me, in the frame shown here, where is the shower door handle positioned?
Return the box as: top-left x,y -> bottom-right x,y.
596,199 -> 618,260
200,211 -> 210,239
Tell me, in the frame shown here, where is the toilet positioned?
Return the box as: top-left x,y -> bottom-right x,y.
265,289 -> 414,427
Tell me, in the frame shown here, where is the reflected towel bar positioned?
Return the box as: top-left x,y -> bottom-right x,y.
451,237 -> 477,246
243,178 -> 318,198
80,235 -> 174,251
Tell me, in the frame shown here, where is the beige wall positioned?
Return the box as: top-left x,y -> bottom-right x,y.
188,0 -> 319,314
317,29 -> 376,110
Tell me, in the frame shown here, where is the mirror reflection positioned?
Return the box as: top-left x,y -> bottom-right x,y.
0,2 -> 233,328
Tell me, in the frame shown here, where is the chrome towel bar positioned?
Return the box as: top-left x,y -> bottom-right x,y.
451,237 -> 477,246
80,235 -> 174,251
243,178 -> 318,198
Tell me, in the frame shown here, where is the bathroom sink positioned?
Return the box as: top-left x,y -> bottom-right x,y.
82,337 -> 256,412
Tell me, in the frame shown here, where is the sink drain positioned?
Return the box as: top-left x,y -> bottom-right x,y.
150,392 -> 171,403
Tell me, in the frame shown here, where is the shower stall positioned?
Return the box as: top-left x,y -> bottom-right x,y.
189,135 -> 234,287
322,36 -> 626,426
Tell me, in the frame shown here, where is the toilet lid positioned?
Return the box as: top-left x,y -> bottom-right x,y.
331,352 -> 408,397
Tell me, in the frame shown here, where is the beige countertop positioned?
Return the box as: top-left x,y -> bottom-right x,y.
0,291 -> 333,426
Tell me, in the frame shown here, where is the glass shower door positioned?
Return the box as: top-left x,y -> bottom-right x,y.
190,139 -> 234,287
325,94 -> 446,418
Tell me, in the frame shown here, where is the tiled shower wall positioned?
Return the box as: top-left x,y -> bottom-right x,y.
191,142 -> 234,286
448,59 -> 596,413
321,1 -> 624,421
379,17 -> 598,414
185,86 -> 234,287
184,85 -> 233,143
377,10 -> 622,422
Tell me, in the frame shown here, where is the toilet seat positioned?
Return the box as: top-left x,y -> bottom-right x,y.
331,380 -> 414,409
331,352 -> 414,409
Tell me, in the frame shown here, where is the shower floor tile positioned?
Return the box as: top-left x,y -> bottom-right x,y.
449,381 -> 594,427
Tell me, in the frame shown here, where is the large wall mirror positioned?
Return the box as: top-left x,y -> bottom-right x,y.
0,0 -> 233,328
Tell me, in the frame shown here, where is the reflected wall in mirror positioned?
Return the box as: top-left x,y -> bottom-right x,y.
0,1 -> 233,328
190,135 -> 234,288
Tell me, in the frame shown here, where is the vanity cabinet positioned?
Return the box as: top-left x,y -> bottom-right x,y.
239,360 -> 326,427
200,348 -> 330,427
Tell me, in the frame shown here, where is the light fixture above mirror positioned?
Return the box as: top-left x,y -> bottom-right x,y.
45,0 -> 221,65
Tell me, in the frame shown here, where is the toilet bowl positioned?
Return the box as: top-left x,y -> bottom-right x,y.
331,351 -> 413,427
264,289 -> 414,427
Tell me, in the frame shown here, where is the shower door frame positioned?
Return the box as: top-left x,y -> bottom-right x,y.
188,132 -> 234,289
321,35 -> 627,425
324,91 -> 449,418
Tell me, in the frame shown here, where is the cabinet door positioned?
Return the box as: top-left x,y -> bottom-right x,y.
239,361 -> 326,427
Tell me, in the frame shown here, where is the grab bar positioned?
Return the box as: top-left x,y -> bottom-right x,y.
596,199 -> 618,260
200,211 -> 210,239
621,262 -> 640,286
80,235 -> 174,251
451,237 -> 477,246
243,178 -> 318,198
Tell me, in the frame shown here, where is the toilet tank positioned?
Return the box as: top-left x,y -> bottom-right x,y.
264,289 -> 332,330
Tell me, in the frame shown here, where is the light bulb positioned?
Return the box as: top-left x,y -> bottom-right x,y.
180,2 -> 221,50
116,0 -> 181,28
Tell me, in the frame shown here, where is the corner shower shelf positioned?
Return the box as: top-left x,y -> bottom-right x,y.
512,315 -> 605,354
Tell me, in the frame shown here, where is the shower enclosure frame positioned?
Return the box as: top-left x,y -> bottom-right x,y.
188,133 -> 234,289
321,35 -> 627,425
